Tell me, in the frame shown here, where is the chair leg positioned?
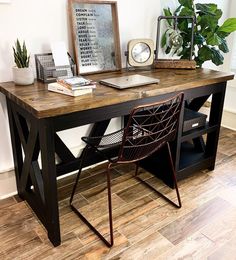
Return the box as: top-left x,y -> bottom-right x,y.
166,142 -> 182,208
134,162 -> 139,176
106,162 -> 114,246
134,143 -> 182,208
70,146 -> 89,204
70,153 -> 114,247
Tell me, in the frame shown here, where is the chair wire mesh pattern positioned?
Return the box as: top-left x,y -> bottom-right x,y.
70,92 -> 184,247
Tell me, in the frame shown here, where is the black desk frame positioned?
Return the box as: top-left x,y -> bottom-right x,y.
6,81 -> 226,246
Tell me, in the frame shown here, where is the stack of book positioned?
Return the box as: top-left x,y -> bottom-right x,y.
48,76 -> 96,97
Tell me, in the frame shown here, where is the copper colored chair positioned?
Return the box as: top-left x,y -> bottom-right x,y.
70,93 -> 184,247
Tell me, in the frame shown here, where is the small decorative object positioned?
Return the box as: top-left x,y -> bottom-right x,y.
125,39 -> 155,70
12,39 -> 34,85
161,1 -> 236,67
68,0 -> 121,74
154,16 -> 196,69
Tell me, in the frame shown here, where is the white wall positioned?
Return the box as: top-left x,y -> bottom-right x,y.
0,0 -> 161,172
197,0 -> 236,121
0,94 -> 13,171
0,0 -> 234,173
221,0 -> 236,114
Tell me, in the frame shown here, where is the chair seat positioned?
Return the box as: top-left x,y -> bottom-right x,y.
82,125 -> 176,163
82,128 -> 125,149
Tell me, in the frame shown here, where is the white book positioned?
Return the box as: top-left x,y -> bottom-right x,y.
48,82 -> 93,97
58,76 -> 91,86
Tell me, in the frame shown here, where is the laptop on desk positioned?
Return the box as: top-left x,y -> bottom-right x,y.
100,74 -> 160,89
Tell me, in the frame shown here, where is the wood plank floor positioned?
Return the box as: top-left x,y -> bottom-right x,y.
0,127 -> 236,259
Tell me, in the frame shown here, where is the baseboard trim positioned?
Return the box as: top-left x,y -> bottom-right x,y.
203,102 -> 236,131
0,144 -> 85,175
0,145 -> 107,200
0,167 -> 14,174
222,109 -> 236,131
0,191 -> 17,200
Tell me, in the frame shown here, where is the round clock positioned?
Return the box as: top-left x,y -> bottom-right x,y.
127,39 -> 154,67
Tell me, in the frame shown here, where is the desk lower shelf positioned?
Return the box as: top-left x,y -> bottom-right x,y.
177,141 -> 214,180
181,123 -> 217,142
140,139 -> 215,188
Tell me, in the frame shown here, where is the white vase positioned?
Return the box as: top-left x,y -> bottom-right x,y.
12,67 -> 34,85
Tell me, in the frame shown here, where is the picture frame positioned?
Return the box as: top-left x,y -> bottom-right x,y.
68,0 -> 121,75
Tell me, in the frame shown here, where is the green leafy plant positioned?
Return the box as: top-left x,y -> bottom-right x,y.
13,39 -> 30,68
161,0 -> 236,67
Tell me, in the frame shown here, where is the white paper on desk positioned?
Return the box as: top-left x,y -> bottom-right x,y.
51,41 -> 70,66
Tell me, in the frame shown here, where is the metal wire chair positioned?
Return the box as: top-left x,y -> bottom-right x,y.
70,92 -> 184,247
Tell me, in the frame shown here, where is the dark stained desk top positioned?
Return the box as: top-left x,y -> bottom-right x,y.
0,68 -> 234,119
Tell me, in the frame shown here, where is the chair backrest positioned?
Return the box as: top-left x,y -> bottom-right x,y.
118,93 -> 184,162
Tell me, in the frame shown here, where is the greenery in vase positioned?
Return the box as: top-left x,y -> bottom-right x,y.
13,39 -> 30,68
161,0 -> 236,67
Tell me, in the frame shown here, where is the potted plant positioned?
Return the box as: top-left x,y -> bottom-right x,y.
161,1 -> 236,67
12,39 -> 34,85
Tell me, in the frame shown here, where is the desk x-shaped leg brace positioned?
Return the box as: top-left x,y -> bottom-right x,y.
6,98 -> 113,246
6,99 -> 61,246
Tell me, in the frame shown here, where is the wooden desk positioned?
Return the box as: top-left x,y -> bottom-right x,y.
0,68 -> 234,246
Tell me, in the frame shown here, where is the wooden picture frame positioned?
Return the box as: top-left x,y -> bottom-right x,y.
68,0 -> 121,75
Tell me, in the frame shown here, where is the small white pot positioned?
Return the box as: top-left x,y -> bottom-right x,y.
12,67 -> 34,85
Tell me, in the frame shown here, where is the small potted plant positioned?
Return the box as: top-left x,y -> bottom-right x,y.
12,39 -> 34,85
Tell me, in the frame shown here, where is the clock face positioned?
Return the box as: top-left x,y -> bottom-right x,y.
131,42 -> 151,63
127,39 -> 154,67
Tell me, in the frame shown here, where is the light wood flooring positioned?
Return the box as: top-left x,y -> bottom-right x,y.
0,127 -> 236,260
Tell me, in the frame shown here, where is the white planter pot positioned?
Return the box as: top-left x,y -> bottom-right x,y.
12,67 -> 34,85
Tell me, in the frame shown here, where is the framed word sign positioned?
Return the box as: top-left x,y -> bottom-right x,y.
69,0 -> 121,74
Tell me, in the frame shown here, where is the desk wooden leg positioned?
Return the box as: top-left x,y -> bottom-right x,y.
39,119 -> 61,246
7,100 -> 61,246
206,84 -> 226,170
6,99 -> 24,198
